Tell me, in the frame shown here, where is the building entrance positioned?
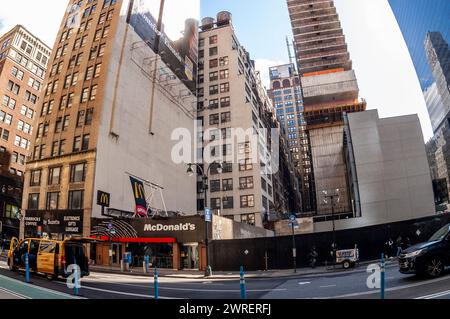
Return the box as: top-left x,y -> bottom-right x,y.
181,243 -> 199,270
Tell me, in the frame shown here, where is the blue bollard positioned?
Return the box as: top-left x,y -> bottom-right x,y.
154,267 -> 159,300
25,253 -> 30,283
240,266 -> 247,299
145,255 -> 150,273
74,257 -> 79,296
380,253 -> 385,299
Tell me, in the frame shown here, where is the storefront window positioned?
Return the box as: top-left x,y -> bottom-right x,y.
5,204 -> 19,219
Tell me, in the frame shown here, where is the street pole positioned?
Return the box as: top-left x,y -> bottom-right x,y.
292,222 -> 297,273
331,195 -> 336,268
109,233 -> 113,270
203,175 -> 211,277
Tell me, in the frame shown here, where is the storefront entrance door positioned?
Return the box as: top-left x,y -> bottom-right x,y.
181,244 -> 199,269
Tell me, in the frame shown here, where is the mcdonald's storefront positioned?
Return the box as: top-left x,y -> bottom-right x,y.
90,216 -> 209,271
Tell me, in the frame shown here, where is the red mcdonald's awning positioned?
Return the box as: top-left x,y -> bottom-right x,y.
90,236 -> 176,243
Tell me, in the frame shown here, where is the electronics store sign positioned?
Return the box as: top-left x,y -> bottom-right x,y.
25,211 -> 83,234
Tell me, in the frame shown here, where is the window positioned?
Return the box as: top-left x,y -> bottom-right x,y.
90,85 -> 98,100
209,47 -> 218,56
85,66 -> 94,80
30,170 -> 41,186
220,83 -> 230,93
77,110 -> 85,127
220,97 -> 230,107
209,85 -> 218,95
239,158 -> 253,171
219,56 -> 229,66
68,190 -> 84,209
7,80 -> 20,94
82,134 -> 90,150
98,43 -> 106,57
241,213 -> 255,226
70,163 -> 87,183
221,112 -> 231,123
209,114 -> 219,125
28,193 -> 40,210
211,198 -> 221,210
73,136 -> 82,152
55,117 -> 62,133
209,59 -> 218,68
222,179 -> 233,191
220,69 -> 229,79
5,204 -> 19,219
223,144 -> 232,156
222,196 -> 234,209
48,167 -> 61,185
209,35 -> 218,44
46,192 -> 59,210
63,115 -> 70,131
210,180 -> 221,192
81,88 -> 89,103
94,63 -> 102,77
85,108 -> 93,125
239,176 -> 254,189
209,71 -> 218,81
208,99 -> 219,109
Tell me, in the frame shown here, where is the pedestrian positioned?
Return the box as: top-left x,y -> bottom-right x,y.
308,246 -> 318,269
396,236 -> 404,257
385,238 -> 394,258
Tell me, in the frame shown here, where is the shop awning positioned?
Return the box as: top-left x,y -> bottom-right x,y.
90,236 -> 176,243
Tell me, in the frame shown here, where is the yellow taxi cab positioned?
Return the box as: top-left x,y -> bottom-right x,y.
7,237 -> 93,280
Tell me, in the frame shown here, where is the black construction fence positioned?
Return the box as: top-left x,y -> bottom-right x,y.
209,213 -> 450,271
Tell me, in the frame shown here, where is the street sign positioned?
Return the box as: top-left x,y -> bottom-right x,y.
110,229 -> 116,235
107,223 -> 113,230
289,214 -> 297,222
205,208 -> 212,222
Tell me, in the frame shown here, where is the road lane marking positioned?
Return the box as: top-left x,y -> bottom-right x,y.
320,285 -> 337,288
416,289 -> 450,299
318,275 -> 450,299
78,280 -> 287,293
0,287 -> 29,299
298,282 -> 311,285
55,282 -> 178,299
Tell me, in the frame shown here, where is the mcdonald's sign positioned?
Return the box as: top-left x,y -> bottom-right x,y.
97,190 -> 110,207
129,176 -> 148,218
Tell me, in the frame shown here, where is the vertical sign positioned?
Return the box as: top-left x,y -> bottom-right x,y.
130,176 -> 148,218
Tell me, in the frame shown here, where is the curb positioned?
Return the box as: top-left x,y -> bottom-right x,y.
89,260 -> 398,280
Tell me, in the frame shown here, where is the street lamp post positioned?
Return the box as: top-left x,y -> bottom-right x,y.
324,190 -> 339,267
187,161 -> 223,277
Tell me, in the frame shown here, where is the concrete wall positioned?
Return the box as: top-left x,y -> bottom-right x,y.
92,1 -> 197,217
211,215 -> 273,240
315,110 -> 436,232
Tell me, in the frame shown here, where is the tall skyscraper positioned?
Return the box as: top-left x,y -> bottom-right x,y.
21,0 -> 198,241
0,26 -> 50,238
268,63 -> 313,212
425,32 -> 450,129
389,0 -> 450,133
197,12 -> 277,228
287,0 -> 366,216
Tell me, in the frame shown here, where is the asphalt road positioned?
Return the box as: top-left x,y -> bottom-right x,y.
0,260 -> 449,299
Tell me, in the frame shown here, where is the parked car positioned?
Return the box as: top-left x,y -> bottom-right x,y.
399,224 -> 450,277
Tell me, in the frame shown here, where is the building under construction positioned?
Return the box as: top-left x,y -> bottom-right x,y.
287,0 -> 366,217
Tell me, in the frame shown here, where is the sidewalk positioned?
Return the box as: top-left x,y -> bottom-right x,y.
90,259 -> 398,280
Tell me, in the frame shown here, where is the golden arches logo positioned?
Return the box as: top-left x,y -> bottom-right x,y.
134,182 -> 145,200
99,194 -> 109,205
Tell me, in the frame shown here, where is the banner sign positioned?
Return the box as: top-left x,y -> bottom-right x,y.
130,176 -> 148,218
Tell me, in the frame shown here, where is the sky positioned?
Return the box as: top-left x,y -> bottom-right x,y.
0,0 -> 434,140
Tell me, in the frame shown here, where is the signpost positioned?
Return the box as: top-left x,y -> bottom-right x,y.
289,214 -> 298,273
205,208 -> 212,223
